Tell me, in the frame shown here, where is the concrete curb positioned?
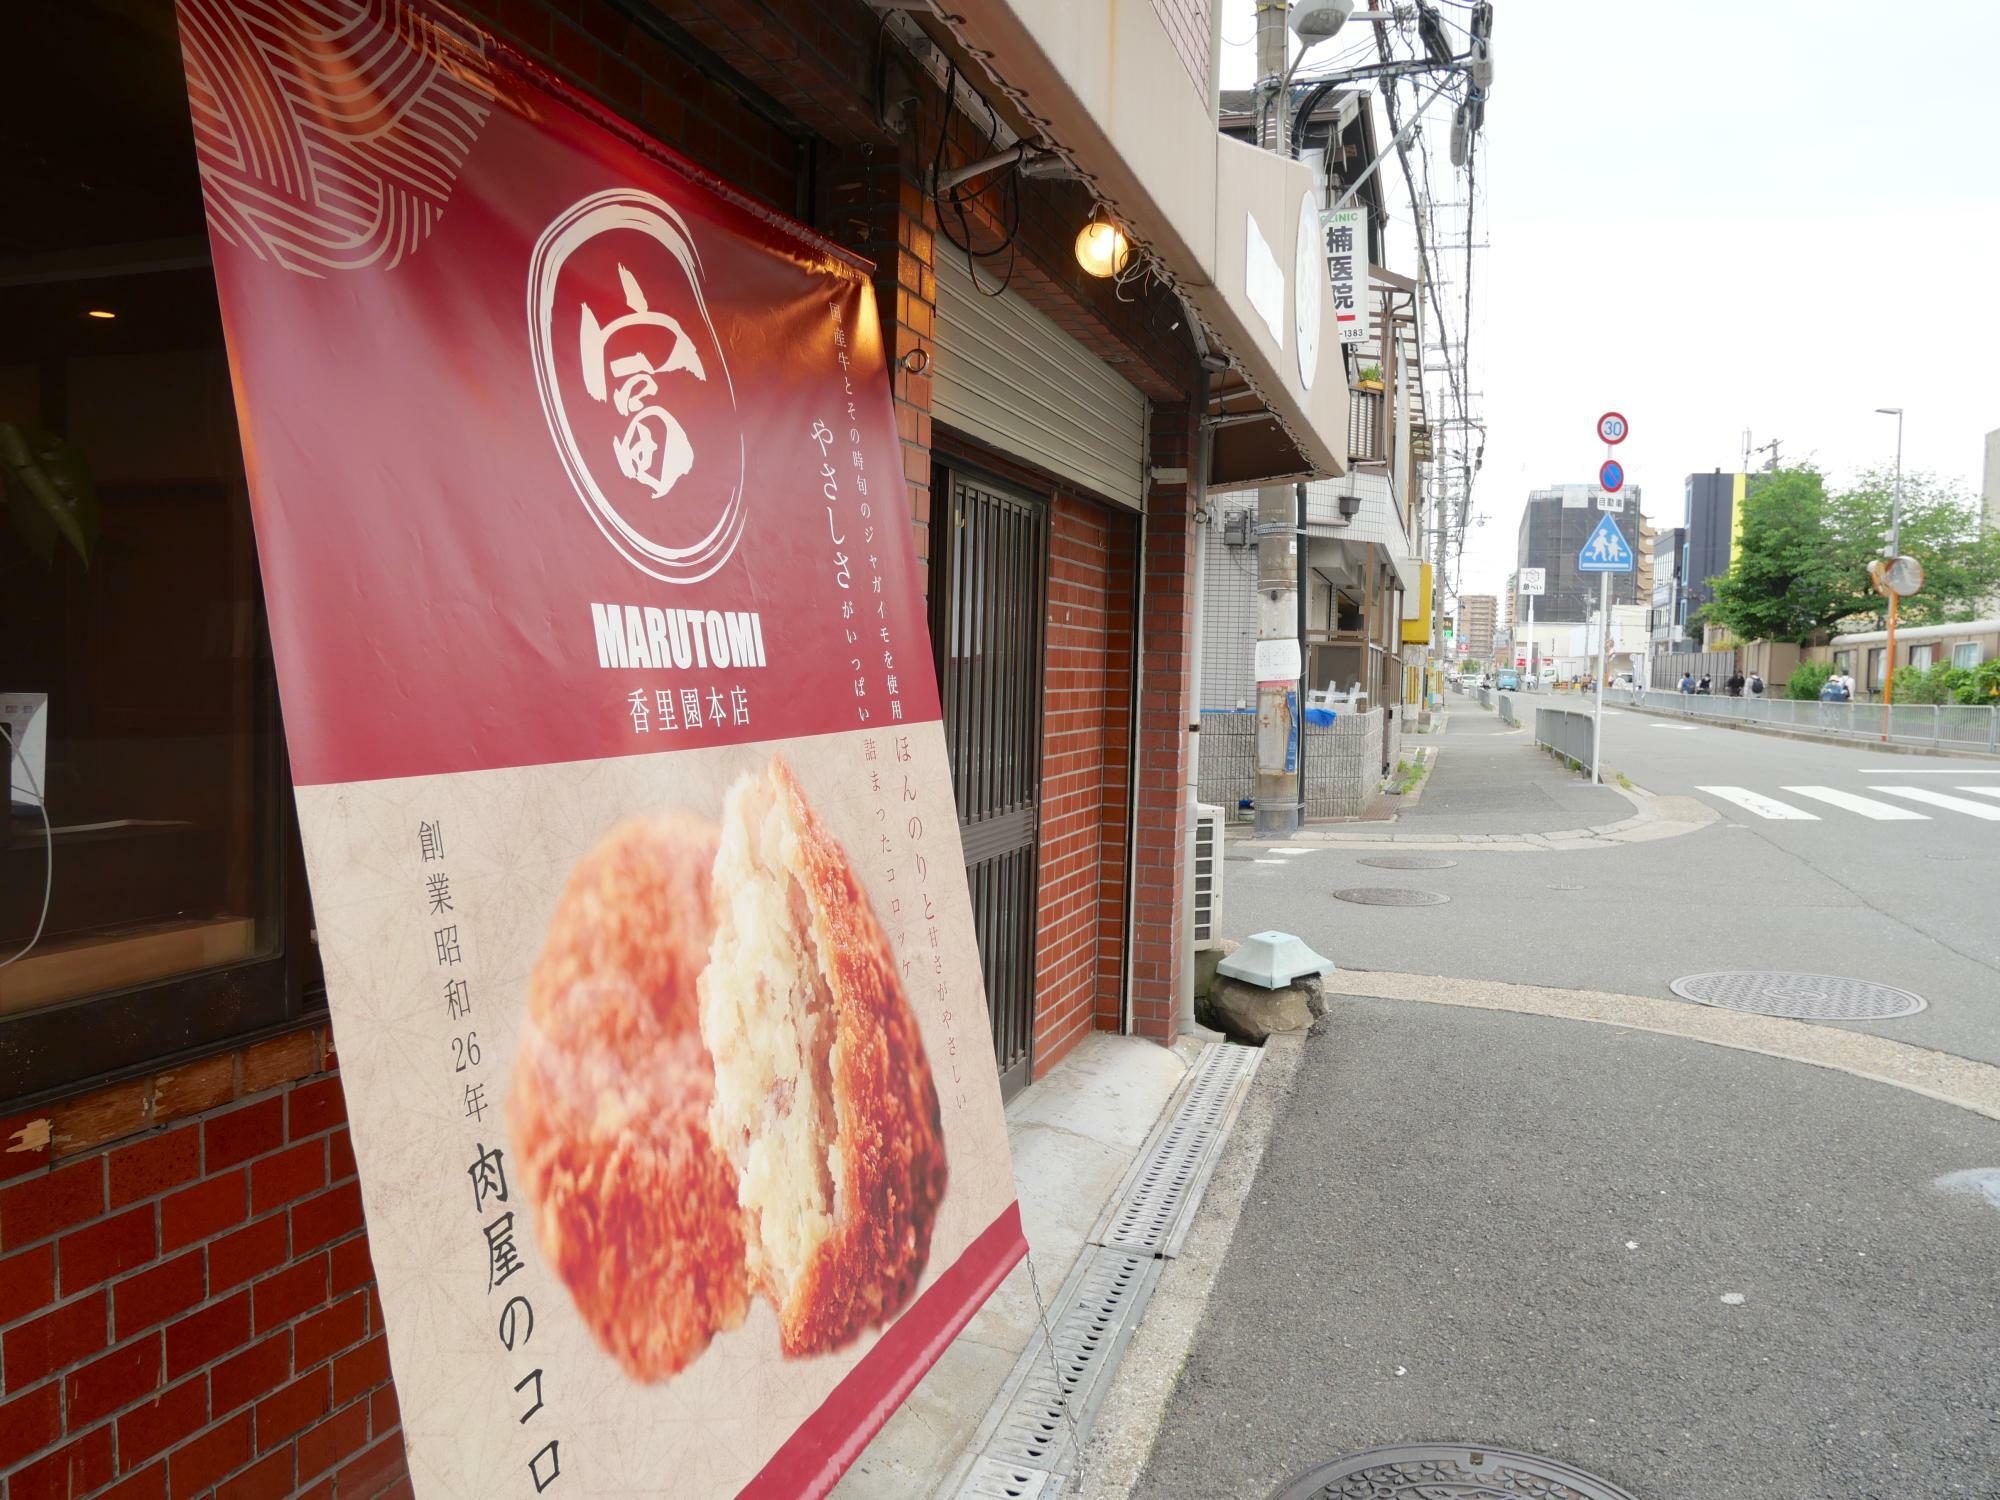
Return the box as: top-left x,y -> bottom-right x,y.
1320,969 -> 2000,1122
1070,1032 -> 1307,1500
1228,774 -> 1720,852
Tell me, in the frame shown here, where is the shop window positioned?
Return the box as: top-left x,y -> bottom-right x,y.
1952,642 -> 1982,670
1,1 -> 320,1105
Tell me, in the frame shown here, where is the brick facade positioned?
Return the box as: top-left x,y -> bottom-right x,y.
1033,498 -> 1138,1075
0,1035 -> 404,1500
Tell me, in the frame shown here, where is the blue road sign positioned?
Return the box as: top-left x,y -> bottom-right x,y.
1578,513 -> 1634,572
1599,458 -> 1624,493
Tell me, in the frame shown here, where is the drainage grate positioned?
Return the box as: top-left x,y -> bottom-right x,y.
967,1247 -> 1162,1486
1268,1444 -> 1640,1500
1331,887 -> 1450,906
1668,970 -> 1926,1020
1090,1043 -> 1261,1258
950,1044 -> 1261,1500
957,1458 -> 1058,1499
1358,854 -> 1458,870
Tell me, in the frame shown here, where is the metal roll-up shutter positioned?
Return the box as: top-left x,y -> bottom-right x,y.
932,248 -> 1148,509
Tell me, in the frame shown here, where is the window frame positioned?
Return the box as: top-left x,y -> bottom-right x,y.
1952,642 -> 1982,670
0,466 -> 324,1114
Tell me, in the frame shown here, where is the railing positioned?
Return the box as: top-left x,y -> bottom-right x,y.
1348,386 -> 1385,464
1535,706 -> 1594,765
1196,707 -> 1388,820
1498,693 -> 1516,726
1477,686 -> 1493,709
1627,688 -> 2000,753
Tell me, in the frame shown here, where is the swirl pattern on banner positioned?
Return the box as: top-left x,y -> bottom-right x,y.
177,0 -> 497,276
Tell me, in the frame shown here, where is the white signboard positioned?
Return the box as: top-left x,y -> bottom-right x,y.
1255,637 -> 1304,683
1596,490 -> 1624,512
1322,207 -> 1369,348
1245,212 -> 1285,348
1519,568 -> 1547,597
1293,191 -> 1321,389
1562,489 -> 1589,508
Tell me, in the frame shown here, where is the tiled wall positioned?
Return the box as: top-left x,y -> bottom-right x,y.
0,1033 -> 404,1500
1199,504 -> 1260,712
1033,497 -> 1138,1074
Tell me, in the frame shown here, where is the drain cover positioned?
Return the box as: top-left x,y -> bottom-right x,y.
1358,854 -> 1458,870
1269,1444 -> 1638,1500
1331,887 -> 1449,906
1668,970 -> 1926,1020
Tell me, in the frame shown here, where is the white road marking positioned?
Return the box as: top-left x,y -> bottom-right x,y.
1956,786 -> 2000,800
1696,785 -> 1820,820
1251,858 -> 1286,865
1782,786 -> 1929,820
1268,846 -> 1314,854
1874,786 -> 2000,820
1858,768 -> 2000,774
1649,724 -> 1697,731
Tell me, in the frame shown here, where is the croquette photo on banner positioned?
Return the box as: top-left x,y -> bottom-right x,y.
174,0 -> 1027,1493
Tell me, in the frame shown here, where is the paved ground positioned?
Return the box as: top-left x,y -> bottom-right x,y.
1386,711 -> 1626,834
1136,997 -> 2000,1500
1227,702 -> 2000,1068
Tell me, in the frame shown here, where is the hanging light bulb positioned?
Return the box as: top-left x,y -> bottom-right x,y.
1073,212 -> 1131,279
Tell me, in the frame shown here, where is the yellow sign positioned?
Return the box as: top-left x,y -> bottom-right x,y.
1401,563 -> 1433,644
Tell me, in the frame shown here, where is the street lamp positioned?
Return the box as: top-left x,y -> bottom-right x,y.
1875,407 -> 1904,557
1874,406 -> 1905,714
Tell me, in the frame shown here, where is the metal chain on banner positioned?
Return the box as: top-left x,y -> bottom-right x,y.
1023,1249 -> 1089,1487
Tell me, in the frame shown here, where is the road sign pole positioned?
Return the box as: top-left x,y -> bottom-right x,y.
1593,570 -> 1608,784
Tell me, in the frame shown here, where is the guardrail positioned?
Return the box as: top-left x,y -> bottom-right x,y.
1628,688 -> 2000,753
1535,705 -> 1594,766
1498,693 -> 1516,727
1477,686 -> 1493,710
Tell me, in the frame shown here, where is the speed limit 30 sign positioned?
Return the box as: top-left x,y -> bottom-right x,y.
1597,411 -> 1628,445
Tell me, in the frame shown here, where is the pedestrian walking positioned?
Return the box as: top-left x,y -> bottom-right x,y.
1727,670 -> 1746,697
1749,672 -> 1765,697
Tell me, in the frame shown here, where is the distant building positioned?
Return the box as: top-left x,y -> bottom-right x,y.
1649,525 -> 1694,651
1515,484 -> 1646,623
1682,471 -> 1747,615
1457,594 -> 1497,656
1983,428 -> 2000,530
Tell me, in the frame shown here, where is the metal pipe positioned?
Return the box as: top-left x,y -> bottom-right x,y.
1330,77 -> 1457,213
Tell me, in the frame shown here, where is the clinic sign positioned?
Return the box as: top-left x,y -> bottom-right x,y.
1324,206 -> 1371,348
176,1 -> 1024,1494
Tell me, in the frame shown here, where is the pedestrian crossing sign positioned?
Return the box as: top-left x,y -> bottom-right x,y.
1578,512 -> 1634,572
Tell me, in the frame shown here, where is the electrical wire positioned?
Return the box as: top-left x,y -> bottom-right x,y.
0,748 -> 52,970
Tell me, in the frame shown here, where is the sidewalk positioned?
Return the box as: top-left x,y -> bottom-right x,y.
1124,993 -> 2000,1499
833,1033 -> 1191,1497
1233,708 -> 1712,850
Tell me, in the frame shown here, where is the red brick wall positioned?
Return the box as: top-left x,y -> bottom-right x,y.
1032,498 -> 1138,1076
1128,402 -> 1201,1043
0,1033 -> 405,1500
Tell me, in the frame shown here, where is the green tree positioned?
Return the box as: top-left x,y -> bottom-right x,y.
1702,468 -> 1843,644
1823,470 -> 2000,629
1704,466 -> 2000,644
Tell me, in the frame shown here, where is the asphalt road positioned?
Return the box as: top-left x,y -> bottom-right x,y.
1227,704 -> 2000,1066
1136,997 -> 2000,1500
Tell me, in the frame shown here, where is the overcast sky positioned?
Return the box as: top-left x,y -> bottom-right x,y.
1220,1 -> 2000,608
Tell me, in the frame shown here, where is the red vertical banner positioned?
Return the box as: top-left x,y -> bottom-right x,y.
174,1 -> 1024,1494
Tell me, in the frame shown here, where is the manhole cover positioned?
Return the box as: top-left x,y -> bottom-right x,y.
1668,970 -> 1926,1020
1330,887 -> 1449,907
1269,1444 -> 1638,1500
1358,854 -> 1458,870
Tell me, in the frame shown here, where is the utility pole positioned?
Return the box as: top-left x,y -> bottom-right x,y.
1251,0 -> 1302,834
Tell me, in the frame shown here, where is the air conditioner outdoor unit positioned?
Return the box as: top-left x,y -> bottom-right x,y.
1191,802 -> 1226,950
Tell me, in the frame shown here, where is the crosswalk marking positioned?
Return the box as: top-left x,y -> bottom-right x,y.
1696,786 -> 1819,820
1782,786 -> 1930,821
1873,786 -> 2000,821
1958,786 -> 2000,801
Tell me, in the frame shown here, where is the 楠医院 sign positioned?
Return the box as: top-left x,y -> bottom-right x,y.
175,0 -> 1025,1493
1322,207 -> 1371,348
